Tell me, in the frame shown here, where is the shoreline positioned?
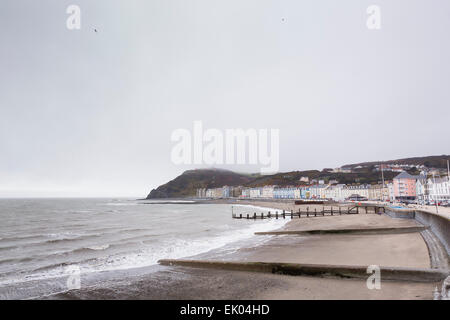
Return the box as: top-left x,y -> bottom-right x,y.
44,199 -> 449,299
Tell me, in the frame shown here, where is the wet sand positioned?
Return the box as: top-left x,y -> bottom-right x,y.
283,213 -> 421,231
47,266 -> 437,300
46,201 -> 444,300
223,203 -> 431,268
223,233 -> 430,268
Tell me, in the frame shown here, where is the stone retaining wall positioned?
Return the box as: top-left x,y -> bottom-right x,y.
385,208 -> 450,255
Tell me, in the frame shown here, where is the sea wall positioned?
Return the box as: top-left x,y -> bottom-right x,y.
385,207 -> 450,256
159,259 -> 448,282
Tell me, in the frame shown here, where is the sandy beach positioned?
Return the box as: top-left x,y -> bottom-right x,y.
157,201 -> 448,300
50,265 -> 435,300
42,200 -> 449,300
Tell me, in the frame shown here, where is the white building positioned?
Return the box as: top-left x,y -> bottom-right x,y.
196,188 -> 206,198
415,176 -> 450,203
415,178 -> 428,203
249,188 -> 262,198
368,185 -> 389,201
241,188 -> 250,198
324,184 -> 345,201
342,185 -> 370,200
388,183 -> 395,201
261,186 -> 274,198
310,185 -> 328,199
205,188 -> 223,198
222,186 -> 231,198
428,177 -> 450,202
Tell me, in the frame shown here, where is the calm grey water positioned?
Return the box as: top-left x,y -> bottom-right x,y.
0,198 -> 286,299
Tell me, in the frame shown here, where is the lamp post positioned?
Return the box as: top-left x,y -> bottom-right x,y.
448,160 -> 450,204
447,160 -> 450,182
381,163 -> 386,203
433,173 -> 438,214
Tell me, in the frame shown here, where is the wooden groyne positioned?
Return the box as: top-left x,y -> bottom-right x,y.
232,205 -> 386,220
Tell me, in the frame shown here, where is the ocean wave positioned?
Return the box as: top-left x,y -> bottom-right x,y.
104,202 -> 138,206
141,200 -> 196,204
0,203 -> 288,289
61,243 -> 121,256
0,234 -> 102,250
0,241 -> 115,268
79,213 -> 289,273
118,228 -> 152,234
0,245 -> 18,252
0,234 -> 45,243
0,256 -> 34,265
44,234 -> 100,245
85,244 -> 110,251
231,204 -> 282,213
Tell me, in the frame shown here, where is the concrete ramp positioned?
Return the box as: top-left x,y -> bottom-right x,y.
158,259 -> 448,283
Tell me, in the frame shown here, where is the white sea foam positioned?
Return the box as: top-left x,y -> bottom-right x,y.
86,244 -> 110,251
80,211 -> 288,273
143,200 -> 197,204
232,204 -> 283,213
0,202 -> 288,290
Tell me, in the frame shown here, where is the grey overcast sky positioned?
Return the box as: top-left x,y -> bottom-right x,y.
0,1 -> 449,197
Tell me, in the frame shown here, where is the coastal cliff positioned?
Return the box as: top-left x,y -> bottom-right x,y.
146,169 -> 253,199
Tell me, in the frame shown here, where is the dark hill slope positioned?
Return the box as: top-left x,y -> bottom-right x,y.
146,169 -> 253,199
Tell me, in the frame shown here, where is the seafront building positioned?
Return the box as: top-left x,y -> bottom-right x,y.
323,184 -> 344,201
261,186 -> 274,198
249,188 -> 262,198
197,186 -> 243,199
231,186 -> 243,198
310,185 -> 327,199
393,171 -> 421,201
205,188 -> 222,198
428,177 -> 450,202
415,178 -> 428,203
344,185 -> 370,200
388,183 -> 395,201
222,186 -> 231,198
273,187 -> 296,199
416,177 -> 450,203
196,188 -> 207,198
197,184 -> 390,201
196,170 -> 449,203
241,188 -> 250,198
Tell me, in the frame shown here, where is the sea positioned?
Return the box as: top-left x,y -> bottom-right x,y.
0,198 -> 286,299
